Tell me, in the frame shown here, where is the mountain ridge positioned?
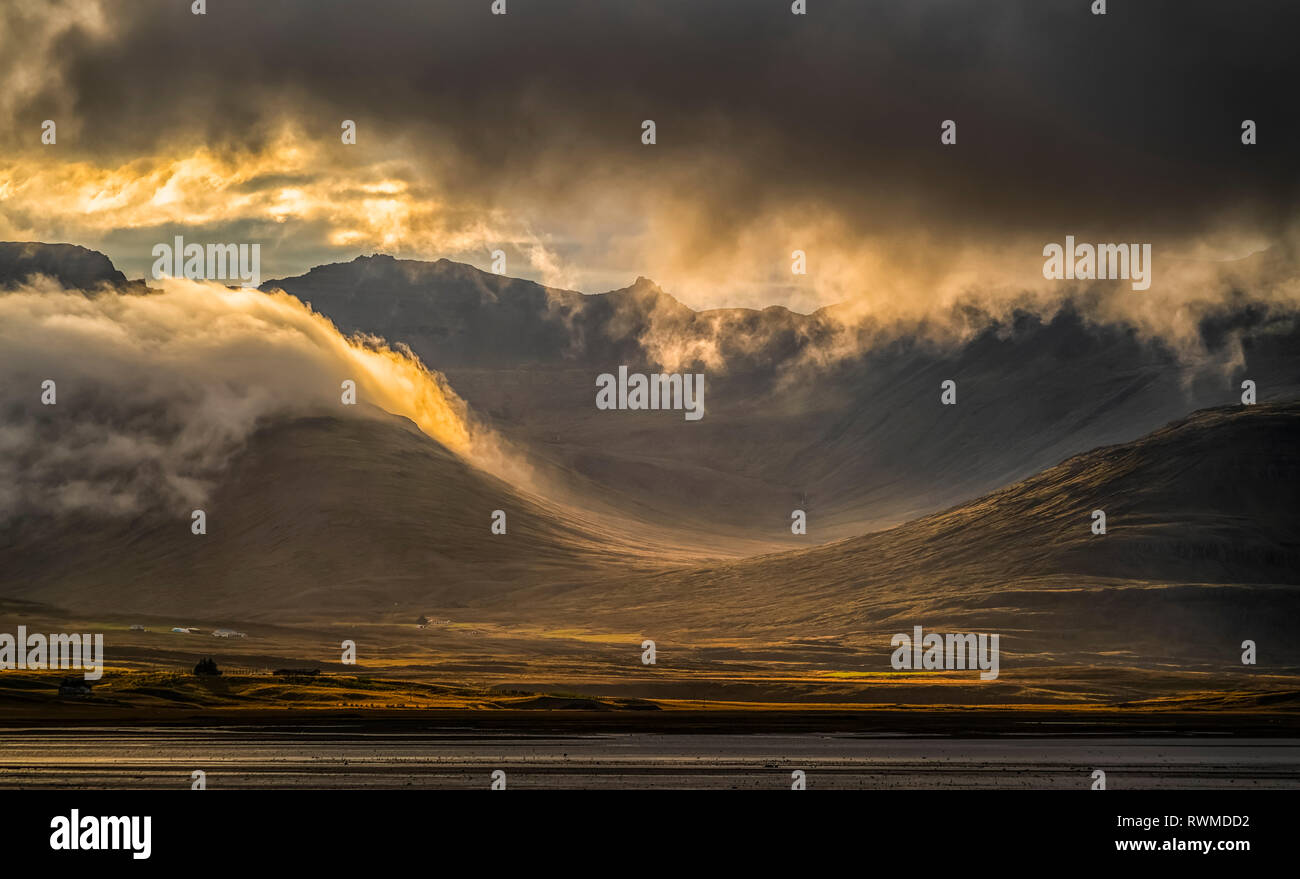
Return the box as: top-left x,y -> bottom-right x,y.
6,241 -> 1300,544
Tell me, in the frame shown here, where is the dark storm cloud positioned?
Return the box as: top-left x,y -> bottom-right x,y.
8,0 -> 1295,245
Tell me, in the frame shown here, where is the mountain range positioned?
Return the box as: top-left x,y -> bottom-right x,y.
1,242 -> 1297,701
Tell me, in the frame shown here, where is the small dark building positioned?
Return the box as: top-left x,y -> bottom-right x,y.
57,678 -> 93,698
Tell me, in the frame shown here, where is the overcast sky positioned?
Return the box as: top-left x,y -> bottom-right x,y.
1,0 -> 1296,311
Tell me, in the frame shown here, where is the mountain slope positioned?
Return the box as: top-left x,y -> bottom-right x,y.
508,403 -> 1300,667
0,411 -> 687,619
264,254 -> 1300,543
0,242 -> 129,290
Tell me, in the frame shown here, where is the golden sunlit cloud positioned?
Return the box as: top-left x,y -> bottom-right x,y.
0,278 -> 527,520
2,128 -> 1297,357
0,127 -> 578,288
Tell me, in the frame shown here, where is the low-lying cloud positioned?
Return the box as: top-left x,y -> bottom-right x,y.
0,278 -> 516,522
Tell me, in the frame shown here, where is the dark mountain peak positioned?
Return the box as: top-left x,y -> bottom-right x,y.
274,254 -> 684,312
612,275 -> 664,296
0,241 -> 128,291
599,275 -> 692,317
269,253 -> 489,298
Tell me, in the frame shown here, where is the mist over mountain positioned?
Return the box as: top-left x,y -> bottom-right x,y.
261,254 -> 820,372
263,251 -> 1300,539
4,244 -> 1297,548
0,242 -> 128,291
1,412 -> 685,618
2,243 -> 1297,705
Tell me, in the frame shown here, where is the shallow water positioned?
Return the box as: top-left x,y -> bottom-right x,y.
2,728 -> 1298,789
